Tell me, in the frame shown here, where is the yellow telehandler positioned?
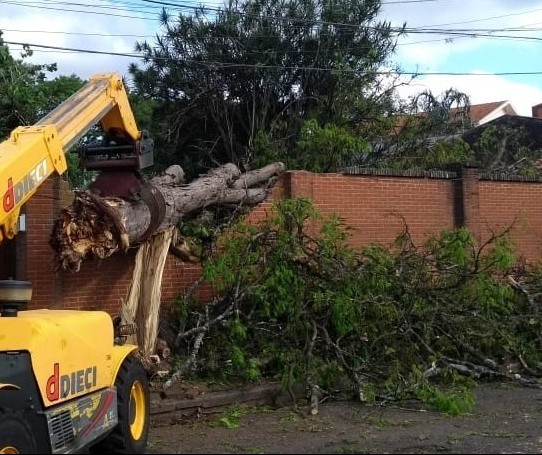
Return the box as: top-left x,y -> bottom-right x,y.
0,73 -> 153,454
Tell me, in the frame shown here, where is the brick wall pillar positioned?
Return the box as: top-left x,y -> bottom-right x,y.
460,166 -> 481,241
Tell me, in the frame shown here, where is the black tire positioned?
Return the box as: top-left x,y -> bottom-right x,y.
0,410 -> 37,454
90,354 -> 150,454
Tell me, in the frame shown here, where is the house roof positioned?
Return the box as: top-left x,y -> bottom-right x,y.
468,101 -> 506,123
451,101 -> 517,125
392,100 -> 518,133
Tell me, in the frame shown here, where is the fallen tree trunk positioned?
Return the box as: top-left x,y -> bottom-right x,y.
51,162 -> 286,272
50,161 -> 286,361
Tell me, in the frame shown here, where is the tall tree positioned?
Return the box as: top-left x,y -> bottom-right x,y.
129,0 -> 404,177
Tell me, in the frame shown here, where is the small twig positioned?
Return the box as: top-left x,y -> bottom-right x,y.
319,324 -> 366,401
518,354 -> 542,378
175,297 -> 237,345
306,320 -> 319,415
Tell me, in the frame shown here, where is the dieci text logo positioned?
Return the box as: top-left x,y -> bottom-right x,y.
46,362 -> 98,402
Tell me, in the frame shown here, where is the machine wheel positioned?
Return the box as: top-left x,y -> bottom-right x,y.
0,410 -> 37,454
90,354 -> 150,454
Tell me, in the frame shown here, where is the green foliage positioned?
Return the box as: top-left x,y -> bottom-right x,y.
169,198 -> 542,412
35,75 -> 85,117
390,138 -> 472,171
365,88 -> 476,171
414,382 -> 475,416
212,405 -> 248,429
65,150 -> 98,189
0,32 -> 68,138
471,124 -> 542,175
253,118 -> 371,171
289,119 -> 370,172
408,366 -> 476,416
129,0 -> 401,176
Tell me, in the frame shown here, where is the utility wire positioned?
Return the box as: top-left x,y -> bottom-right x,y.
0,0 -> 164,20
5,41 -> 141,57
3,0 -> 542,64
3,24 -> 542,42
0,28 -> 150,38
4,39 -> 542,77
3,22 -> 542,42
418,8 -> 542,28
3,0 -> 542,35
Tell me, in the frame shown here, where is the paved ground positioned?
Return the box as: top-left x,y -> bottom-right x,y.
146,380 -> 542,454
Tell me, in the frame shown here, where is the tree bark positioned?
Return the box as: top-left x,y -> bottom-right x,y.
49,161 -> 286,362
51,161 -> 286,272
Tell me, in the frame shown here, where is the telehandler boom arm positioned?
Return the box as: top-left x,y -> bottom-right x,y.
0,73 -> 142,241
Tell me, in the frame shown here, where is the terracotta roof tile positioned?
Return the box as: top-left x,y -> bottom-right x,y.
391,101 -> 516,133
451,101 -> 508,123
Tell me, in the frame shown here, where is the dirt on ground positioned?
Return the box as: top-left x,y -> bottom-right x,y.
146,381 -> 542,454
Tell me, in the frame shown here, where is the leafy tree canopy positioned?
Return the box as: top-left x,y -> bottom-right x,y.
360,88 -> 475,170
129,0 -> 404,177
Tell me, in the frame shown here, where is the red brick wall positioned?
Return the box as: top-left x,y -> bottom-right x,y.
285,171 -> 456,249
17,168 -> 542,315
23,177 -> 59,308
478,180 -> 542,262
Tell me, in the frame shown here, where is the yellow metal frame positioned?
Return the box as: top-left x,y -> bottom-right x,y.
0,73 -> 142,242
0,309 -> 137,407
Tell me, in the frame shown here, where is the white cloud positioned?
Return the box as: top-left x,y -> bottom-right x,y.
382,1 -> 542,68
0,3 -> 156,80
378,1 -> 542,117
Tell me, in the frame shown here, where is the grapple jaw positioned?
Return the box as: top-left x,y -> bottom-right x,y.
78,128 -> 154,172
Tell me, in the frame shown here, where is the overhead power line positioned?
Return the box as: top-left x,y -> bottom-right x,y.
3,0 -> 542,36
0,0 -> 163,20
0,28 -> 150,38
3,23 -> 542,47
5,39 -> 542,77
3,25 -> 542,46
5,41 -> 140,57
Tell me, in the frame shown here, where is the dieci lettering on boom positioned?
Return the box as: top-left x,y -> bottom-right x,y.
3,159 -> 47,213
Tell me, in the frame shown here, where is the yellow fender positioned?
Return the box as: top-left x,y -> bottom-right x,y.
108,344 -> 139,385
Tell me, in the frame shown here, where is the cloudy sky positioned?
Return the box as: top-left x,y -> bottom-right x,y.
380,0 -> 542,116
1,0 -> 542,116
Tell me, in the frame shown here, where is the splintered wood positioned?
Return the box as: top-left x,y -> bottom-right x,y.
50,191 -> 129,272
